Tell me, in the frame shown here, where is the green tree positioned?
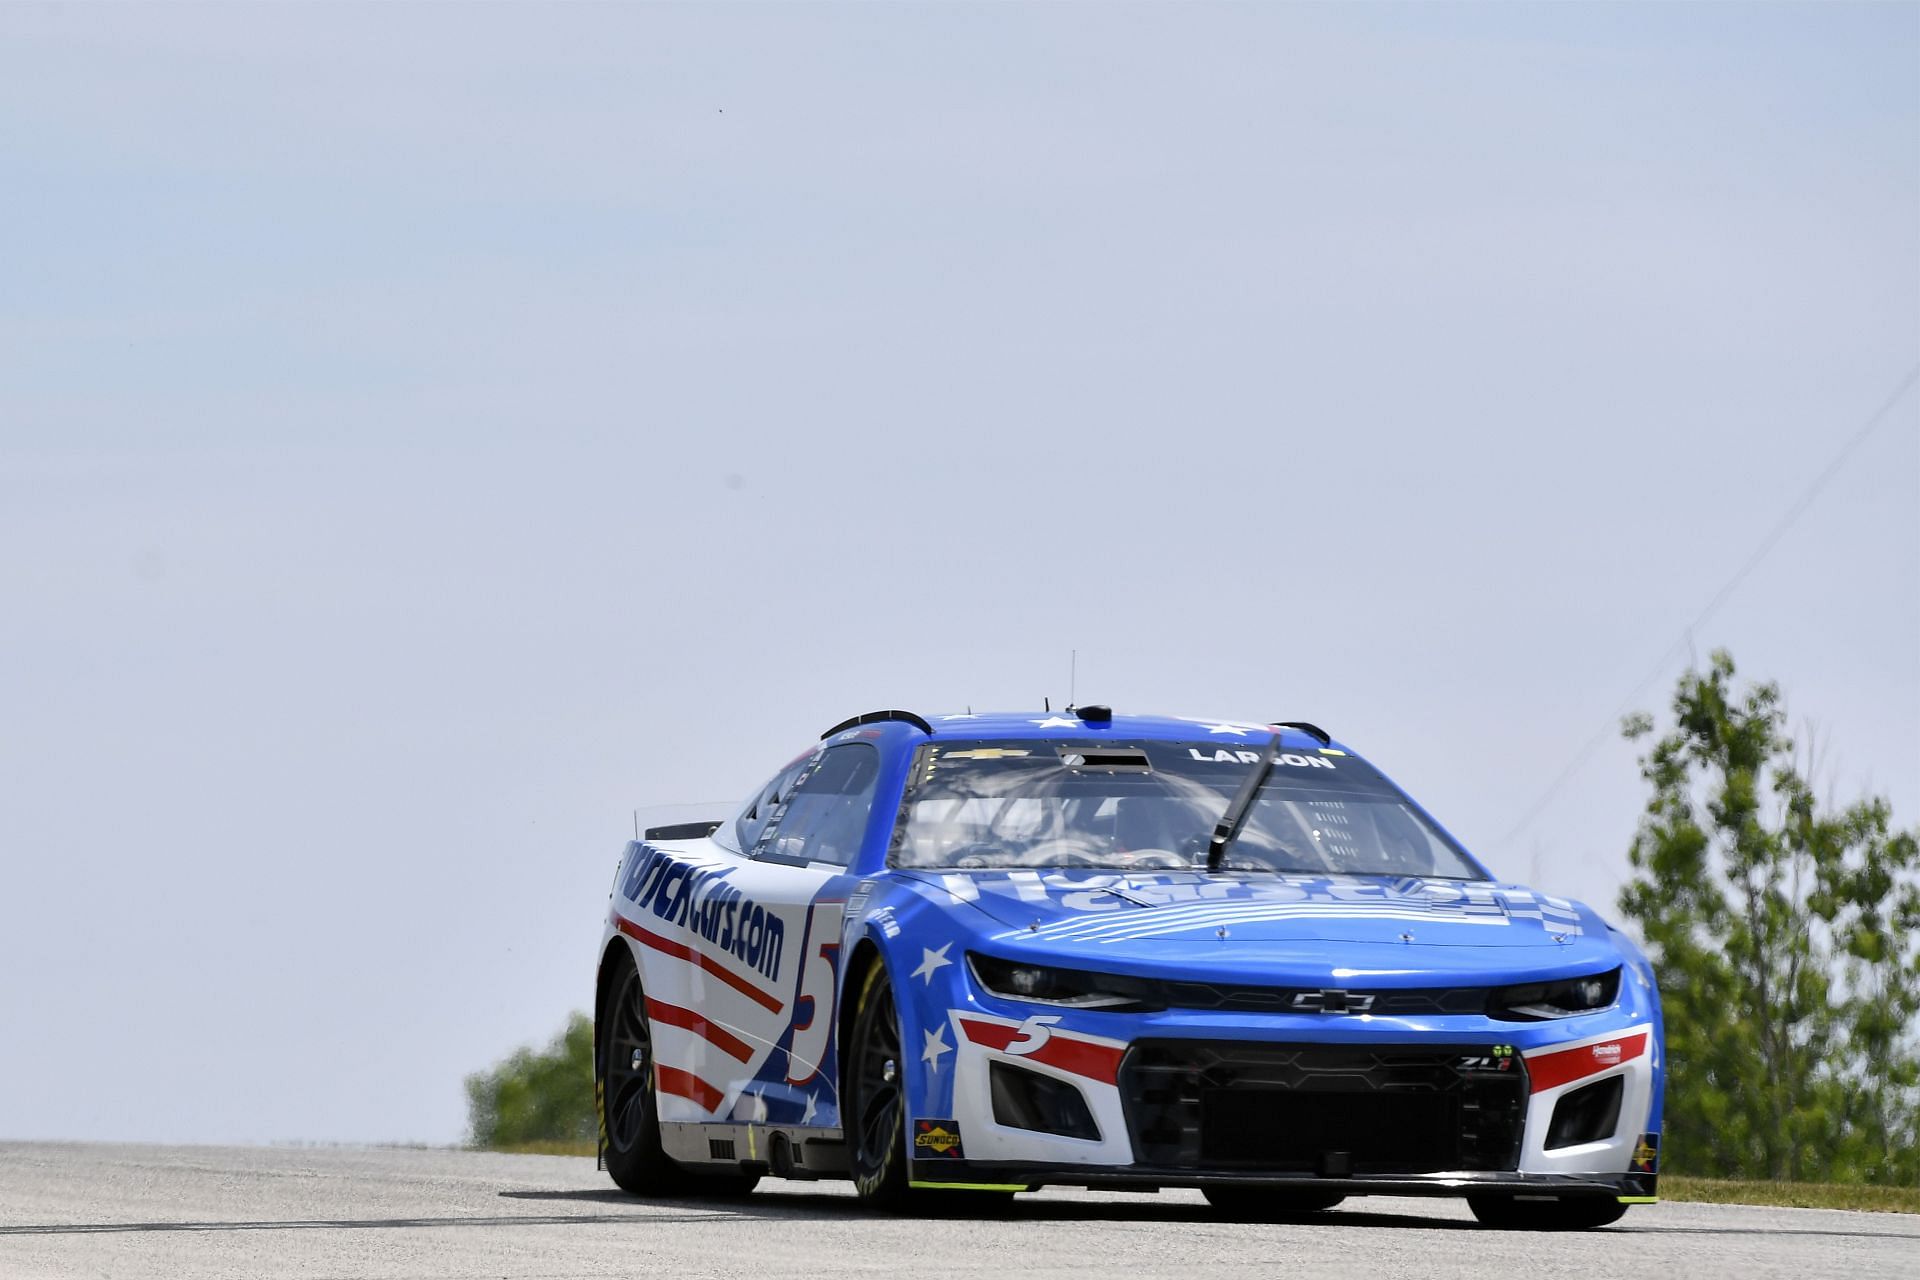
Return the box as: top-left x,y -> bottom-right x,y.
1620,650 -> 1919,1184
465,1012 -> 596,1150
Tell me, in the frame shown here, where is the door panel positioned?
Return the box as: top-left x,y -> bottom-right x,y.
607,744 -> 885,1133
613,840 -> 840,1124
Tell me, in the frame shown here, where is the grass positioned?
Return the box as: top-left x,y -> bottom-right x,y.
484,1145 -> 1917,1214
1661,1176 -> 1920,1214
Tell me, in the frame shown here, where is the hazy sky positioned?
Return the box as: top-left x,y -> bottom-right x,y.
3,2 -> 1915,1146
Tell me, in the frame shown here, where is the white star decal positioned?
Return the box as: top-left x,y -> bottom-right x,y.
802,1092 -> 818,1124
911,943 -> 954,985
922,1025 -> 952,1073
1030,715 -> 1080,730
1199,722 -> 1249,736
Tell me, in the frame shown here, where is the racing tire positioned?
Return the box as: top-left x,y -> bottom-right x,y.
845,961 -> 1019,1215
1466,1194 -> 1629,1230
846,961 -> 915,1209
599,954 -> 759,1199
1203,1188 -> 1346,1219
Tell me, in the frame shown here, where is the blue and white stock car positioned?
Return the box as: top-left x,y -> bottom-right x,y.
594,709 -> 1663,1229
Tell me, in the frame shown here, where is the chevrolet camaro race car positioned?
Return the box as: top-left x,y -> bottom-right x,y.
594,709 -> 1663,1229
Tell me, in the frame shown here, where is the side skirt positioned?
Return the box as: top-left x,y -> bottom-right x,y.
659,1120 -> 849,1179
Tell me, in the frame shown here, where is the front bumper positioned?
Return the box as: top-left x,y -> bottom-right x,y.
927,1009 -> 1660,1200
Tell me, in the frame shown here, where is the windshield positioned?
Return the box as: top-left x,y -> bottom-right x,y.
890,739 -> 1484,879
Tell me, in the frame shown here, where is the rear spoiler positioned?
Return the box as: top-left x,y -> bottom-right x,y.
643,820 -> 723,841
820,709 -> 934,738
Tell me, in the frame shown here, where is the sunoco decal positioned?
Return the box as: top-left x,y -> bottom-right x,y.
913,1119 -> 965,1159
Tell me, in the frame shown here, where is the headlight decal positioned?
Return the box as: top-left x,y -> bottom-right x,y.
967,953 -> 1166,1012
1489,968 -> 1622,1020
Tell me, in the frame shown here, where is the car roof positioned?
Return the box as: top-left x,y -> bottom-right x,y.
828,711 -> 1353,755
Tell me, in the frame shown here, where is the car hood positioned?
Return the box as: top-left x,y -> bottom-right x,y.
898,868 -> 1619,984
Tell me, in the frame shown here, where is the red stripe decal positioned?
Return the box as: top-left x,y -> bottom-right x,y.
646,997 -> 754,1063
653,1065 -> 724,1112
958,1018 -> 1125,1085
612,914 -> 785,1014
1525,1031 -> 1649,1094
960,1019 -> 1018,1051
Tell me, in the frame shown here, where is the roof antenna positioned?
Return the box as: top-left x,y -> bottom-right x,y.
1044,696 -> 1051,712
632,809 -> 640,840
1069,649 -> 1077,709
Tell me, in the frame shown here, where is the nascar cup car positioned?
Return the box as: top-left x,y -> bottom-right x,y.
595,709 -> 1663,1229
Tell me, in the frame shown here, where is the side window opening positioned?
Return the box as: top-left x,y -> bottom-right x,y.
735,754 -> 813,854
758,743 -> 882,868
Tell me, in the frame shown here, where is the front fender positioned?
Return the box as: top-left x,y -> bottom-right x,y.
841,876 -> 998,1142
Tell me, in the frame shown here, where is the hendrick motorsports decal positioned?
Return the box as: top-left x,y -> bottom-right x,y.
1523,1030 -> 1650,1094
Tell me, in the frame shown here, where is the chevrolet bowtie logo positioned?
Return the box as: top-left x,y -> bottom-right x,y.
1290,989 -> 1374,1013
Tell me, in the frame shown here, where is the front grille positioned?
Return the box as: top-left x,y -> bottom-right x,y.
1121,1041 -> 1527,1174
1156,981 -> 1491,1016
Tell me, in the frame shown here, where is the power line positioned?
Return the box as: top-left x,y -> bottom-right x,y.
1498,359 -> 1920,853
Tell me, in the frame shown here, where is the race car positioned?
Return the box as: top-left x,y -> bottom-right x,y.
594,709 -> 1663,1229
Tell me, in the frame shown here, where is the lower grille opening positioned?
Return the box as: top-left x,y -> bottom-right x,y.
1545,1076 -> 1623,1150
1202,1090 -> 1460,1173
991,1061 -> 1101,1140
1122,1041 -> 1527,1174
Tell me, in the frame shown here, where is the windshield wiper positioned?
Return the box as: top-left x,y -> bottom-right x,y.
1092,879 -> 1160,908
1206,732 -> 1281,872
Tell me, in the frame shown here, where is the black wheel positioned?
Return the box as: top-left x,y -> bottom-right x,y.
844,961 -> 1022,1214
599,955 -> 758,1199
1467,1194 -> 1628,1230
846,961 -> 912,1208
1203,1188 -> 1346,1219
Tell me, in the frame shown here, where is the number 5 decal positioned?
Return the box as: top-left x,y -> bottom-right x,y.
786,900 -> 845,1087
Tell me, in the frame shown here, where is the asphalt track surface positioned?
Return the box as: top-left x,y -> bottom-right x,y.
1,1144 -> 1915,1279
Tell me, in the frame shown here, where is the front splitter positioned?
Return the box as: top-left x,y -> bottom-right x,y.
909,1162 -> 1653,1202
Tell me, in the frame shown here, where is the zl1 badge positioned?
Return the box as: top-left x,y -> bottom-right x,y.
913,1119 -> 964,1159
1457,1045 -> 1517,1072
